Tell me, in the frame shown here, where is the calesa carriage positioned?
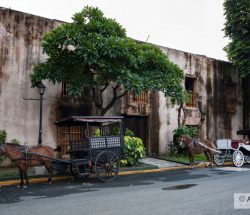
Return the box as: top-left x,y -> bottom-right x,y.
54,116 -> 125,182
0,116 -> 125,187
213,129 -> 250,167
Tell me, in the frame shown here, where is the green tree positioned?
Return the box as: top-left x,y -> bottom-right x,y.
224,0 -> 250,77
30,6 -> 185,115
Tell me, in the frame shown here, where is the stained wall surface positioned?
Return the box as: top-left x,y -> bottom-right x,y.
0,8 -> 61,147
156,46 -> 242,154
0,8 -> 243,156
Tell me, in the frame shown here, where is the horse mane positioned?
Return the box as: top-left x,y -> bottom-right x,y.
5,142 -> 24,149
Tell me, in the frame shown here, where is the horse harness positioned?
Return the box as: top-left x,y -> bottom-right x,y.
3,144 -> 46,166
182,137 -> 199,148
182,136 -> 220,153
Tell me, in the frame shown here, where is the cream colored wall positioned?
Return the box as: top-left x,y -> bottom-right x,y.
0,8 -> 61,147
0,8 -> 243,156
157,46 -> 243,154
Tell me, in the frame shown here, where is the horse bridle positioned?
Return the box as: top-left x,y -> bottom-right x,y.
179,136 -> 193,148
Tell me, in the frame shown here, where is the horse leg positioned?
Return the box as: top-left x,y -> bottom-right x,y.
204,151 -> 210,167
24,169 -> 29,186
45,164 -> 53,184
204,151 -> 213,168
18,166 -> 24,188
208,152 -> 214,168
189,152 -> 194,169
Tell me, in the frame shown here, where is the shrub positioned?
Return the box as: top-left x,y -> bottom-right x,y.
121,130 -> 146,166
0,130 -> 7,164
0,130 -> 7,144
169,125 -> 198,155
173,125 -> 198,138
11,139 -> 20,145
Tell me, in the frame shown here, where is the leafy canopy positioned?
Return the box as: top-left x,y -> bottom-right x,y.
224,0 -> 250,77
30,6 -> 185,114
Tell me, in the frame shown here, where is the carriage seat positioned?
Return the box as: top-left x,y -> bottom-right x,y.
231,140 -> 243,149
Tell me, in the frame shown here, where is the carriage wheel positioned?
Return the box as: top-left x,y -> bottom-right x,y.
243,155 -> 250,164
232,150 -> 244,167
213,152 -> 225,166
95,150 -> 120,182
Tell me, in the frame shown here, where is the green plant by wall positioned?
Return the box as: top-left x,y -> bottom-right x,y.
173,125 -> 198,138
0,130 -> 7,164
0,130 -> 7,144
124,129 -> 135,137
11,139 -> 20,145
121,135 -> 146,167
169,125 -> 198,155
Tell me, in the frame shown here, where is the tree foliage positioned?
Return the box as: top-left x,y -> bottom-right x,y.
30,6 -> 185,115
224,0 -> 250,77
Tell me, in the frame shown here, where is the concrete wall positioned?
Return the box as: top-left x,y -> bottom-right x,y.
156,47 -> 243,154
0,8 -> 243,156
0,7 -> 61,147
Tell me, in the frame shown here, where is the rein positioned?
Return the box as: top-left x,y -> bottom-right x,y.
196,140 -> 221,153
181,136 -> 221,154
0,143 -> 48,163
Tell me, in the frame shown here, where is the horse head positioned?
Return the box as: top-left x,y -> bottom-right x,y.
178,135 -> 192,148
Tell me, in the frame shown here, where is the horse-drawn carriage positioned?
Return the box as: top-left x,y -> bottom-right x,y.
0,116 -> 125,187
213,129 -> 250,167
54,116 -> 125,182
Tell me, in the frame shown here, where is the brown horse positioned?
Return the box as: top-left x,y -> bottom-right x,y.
0,143 -> 55,188
179,135 -> 217,168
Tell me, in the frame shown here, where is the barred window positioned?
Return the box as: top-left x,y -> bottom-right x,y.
185,77 -> 198,108
132,91 -> 148,104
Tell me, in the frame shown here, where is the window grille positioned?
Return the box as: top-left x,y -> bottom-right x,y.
132,91 -> 148,104
186,92 -> 198,108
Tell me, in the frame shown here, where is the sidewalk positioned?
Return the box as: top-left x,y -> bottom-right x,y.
0,158 -> 192,187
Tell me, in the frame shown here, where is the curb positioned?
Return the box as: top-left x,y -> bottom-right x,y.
0,162 -> 234,187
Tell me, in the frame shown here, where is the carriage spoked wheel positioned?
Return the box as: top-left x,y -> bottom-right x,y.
232,150 -> 244,167
70,164 -> 92,179
244,155 -> 250,164
213,151 -> 225,166
95,150 -> 120,182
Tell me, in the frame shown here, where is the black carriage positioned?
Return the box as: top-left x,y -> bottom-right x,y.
54,116 -> 125,182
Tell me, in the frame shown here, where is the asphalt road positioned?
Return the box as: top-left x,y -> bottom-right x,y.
1,166 -> 250,215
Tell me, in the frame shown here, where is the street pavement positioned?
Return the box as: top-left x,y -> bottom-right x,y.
1,165 -> 250,215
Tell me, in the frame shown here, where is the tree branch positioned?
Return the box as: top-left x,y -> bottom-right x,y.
101,83 -> 109,92
100,86 -> 128,115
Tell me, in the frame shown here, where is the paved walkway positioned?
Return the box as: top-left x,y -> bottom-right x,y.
140,157 -> 184,168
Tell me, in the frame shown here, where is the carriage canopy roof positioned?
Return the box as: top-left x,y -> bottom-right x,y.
237,129 -> 250,135
55,116 -> 124,127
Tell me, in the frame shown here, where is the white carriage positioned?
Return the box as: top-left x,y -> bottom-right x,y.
214,130 -> 250,167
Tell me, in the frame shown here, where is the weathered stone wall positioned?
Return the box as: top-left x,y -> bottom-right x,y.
0,8 -> 61,147
242,78 -> 250,129
0,8 -> 243,156
156,47 -> 243,154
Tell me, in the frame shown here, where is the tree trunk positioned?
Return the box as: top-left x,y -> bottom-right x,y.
92,85 -> 128,116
